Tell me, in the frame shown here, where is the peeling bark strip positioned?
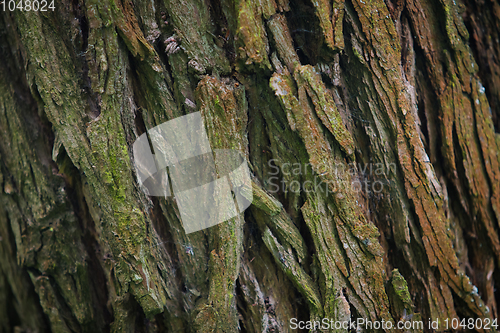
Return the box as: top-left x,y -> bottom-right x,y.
0,0 -> 499,331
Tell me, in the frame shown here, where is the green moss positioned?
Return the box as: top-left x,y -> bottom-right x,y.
262,227 -> 322,315
391,269 -> 412,306
235,0 -> 272,70
165,0 -> 230,74
310,0 -> 344,51
294,65 -> 355,158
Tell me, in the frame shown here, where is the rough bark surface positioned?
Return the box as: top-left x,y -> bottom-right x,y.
0,0 -> 499,332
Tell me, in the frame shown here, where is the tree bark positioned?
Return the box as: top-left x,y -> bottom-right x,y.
0,0 -> 499,332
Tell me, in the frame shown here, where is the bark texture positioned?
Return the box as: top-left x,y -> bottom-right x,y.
0,0 -> 499,331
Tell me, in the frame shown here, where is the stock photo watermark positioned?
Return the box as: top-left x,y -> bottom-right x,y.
130,111 -> 396,233
266,160 -> 397,195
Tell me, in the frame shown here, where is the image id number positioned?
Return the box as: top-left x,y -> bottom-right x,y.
1,0 -> 55,11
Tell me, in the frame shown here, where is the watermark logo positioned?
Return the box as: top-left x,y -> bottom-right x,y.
266,160 -> 395,195
132,112 -> 252,234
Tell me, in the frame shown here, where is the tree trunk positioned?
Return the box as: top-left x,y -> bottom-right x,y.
0,0 -> 499,331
